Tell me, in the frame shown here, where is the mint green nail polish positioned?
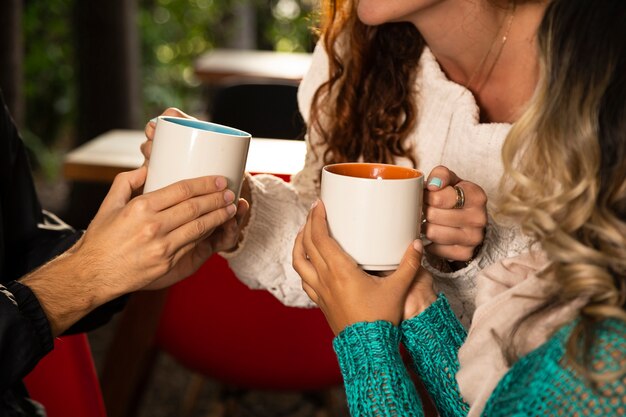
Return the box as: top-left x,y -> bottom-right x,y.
428,177 -> 443,188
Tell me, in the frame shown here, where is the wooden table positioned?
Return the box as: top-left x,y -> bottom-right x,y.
63,129 -> 306,182
193,48 -> 313,84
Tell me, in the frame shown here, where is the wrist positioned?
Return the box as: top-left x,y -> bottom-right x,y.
404,291 -> 438,320
448,243 -> 483,271
20,250 -> 111,336
424,244 -> 483,273
333,320 -> 401,381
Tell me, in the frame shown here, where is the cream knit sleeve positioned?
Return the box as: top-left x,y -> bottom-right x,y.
423,217 -> 531,325
220,143 -> 324,307
219,42 -> 329,308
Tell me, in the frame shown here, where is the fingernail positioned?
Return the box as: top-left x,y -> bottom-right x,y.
428,177 -> 442,188
215,177 -> 227,189
224,190 -> 235,203
226,204 -> 237,216
149,117 -> 158,125
310,199 -> 319,209
413,239 -> 423,251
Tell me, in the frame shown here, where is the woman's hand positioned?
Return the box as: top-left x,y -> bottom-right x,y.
142,107 -> 196,166
402,267 -> 436,320
422,166 -> 487,262
292,200 -> 424,335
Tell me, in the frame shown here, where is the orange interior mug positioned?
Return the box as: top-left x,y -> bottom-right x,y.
320,162 -> 423,271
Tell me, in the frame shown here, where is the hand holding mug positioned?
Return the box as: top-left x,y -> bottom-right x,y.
422,166 -> 487,262
23,168 -> 244,335
142,107 -> 195,166
76,169 -> 243,292
142,110 -> 253,252
293,200 -> 423,335
321,163 -> 423,271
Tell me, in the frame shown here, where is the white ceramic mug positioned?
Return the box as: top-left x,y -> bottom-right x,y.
320,162 -> 423,271
144,116 -> 251,197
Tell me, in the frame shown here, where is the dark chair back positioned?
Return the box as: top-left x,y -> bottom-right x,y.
210,81 -> 305,140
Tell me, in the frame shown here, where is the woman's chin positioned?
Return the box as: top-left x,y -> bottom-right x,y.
356,4 -> 389,26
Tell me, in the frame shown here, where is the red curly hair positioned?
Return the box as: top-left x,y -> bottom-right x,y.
308,0 -> 424,167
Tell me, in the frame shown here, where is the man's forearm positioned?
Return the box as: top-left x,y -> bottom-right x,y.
20,245 -> 119,337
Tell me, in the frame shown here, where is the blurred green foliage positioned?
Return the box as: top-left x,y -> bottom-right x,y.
22,0 -> 75,178
140,0 -> 317,117
22,0 -> 316,178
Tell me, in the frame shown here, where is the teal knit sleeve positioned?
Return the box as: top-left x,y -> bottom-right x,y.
484,318 -> 626,417
400,294 -> 469,417
333,320 -> 426,417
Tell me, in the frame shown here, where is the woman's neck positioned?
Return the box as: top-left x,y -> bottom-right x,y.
410,1 -> 546,123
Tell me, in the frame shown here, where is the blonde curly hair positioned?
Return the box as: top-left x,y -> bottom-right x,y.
497,0 -> 626,381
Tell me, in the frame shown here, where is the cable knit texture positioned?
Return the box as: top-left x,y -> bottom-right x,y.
401,296 -> 469,417
223,42 -> 530,317
333,294 -> 626,417
333,321 -> 424,417
484,319 -> 626,417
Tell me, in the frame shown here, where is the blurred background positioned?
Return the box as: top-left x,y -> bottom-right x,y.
1,0 -> 315,214
1,1 -> 355,417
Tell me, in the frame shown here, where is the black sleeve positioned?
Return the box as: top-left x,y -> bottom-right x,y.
0,91 -> 81,282
0,91 -> 126,391
0,281 -> 53,393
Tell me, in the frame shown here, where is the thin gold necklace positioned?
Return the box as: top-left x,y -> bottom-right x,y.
465,4 -> 517,92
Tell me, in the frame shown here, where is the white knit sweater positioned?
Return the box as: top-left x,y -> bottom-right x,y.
222,43 -> 529,323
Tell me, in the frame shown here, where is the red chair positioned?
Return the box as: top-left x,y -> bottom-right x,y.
24,333 -> 107,417
158,255 -> 341,389
155,170 -> 340,389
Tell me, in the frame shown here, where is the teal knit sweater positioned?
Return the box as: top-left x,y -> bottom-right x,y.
333,295 -> 626,417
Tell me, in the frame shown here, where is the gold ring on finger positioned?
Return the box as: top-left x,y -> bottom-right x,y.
453,185 -> 465,209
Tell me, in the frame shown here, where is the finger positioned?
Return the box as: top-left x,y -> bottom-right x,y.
301,202 -> 327,273
209,199 -> 250,253
161,107 -> 196,119
101,167 -> 148,210
209,217 -> 238,252
161,238 -> 213,284
144,108 -> 197,143
425,166 -> 460,191
308,201 -> 357,270
159,189 -> 236,233
145,176 -> 229,212
423,222 -> 484,246
140,140 -> 152,165
425,243 -> 476,262
301,281 -> 320,304
144,118 -> 157,142
167,204 -> 237,253
235,198 -> 249,226
293,227 -> 321,289
187,235 -> 217,266
390,240 -> 423,290
425,181 -> 487,209
424,206 -> 488,228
